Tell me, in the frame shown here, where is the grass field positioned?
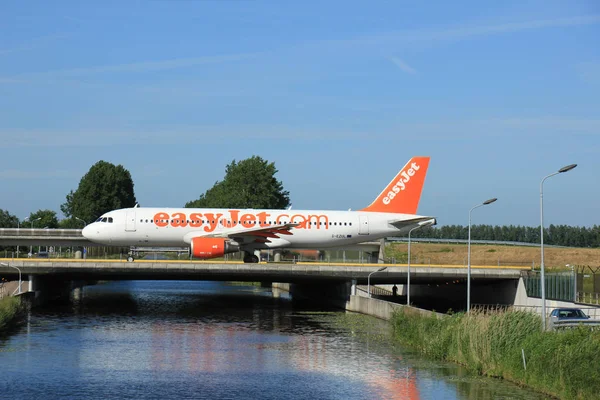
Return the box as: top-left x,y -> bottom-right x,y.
385,242 -> 600,270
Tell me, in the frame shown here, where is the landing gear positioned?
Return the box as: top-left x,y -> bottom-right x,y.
127,247 -> 136,262
243,253 -> 259,263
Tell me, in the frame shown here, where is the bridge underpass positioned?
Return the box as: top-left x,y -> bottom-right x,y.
0,258 -> 526,311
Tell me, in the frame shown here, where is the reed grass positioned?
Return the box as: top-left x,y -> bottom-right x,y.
0,296 -> 23,331
392,308 -> 600,399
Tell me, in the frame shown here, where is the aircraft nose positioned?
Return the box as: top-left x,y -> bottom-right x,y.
81,224 -> 94,239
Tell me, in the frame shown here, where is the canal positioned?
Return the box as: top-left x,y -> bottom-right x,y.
1,281 -> 544,399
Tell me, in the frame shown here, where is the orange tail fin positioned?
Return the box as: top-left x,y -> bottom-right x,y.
361,156 -> 430,214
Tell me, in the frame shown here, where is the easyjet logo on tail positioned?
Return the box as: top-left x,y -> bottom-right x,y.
383,161 -> 421,205
361,156 -> 430,214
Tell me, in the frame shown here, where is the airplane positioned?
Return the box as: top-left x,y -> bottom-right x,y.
82,156 -> 435,263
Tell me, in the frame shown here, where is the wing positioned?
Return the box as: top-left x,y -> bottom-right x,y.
183,223 -> 299,245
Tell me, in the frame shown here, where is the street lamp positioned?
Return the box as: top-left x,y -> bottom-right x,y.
74,217 -> 87,228
0,262 -> 22,295
467,197 -> 497,312
540,163 -> 577,330
407,219 -> 436,306
16,219 -> 20,259
27,217 -> 42,256
367,266 -> 387,298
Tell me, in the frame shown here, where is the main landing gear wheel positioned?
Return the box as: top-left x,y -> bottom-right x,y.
243,254 -> 259,263
127,255 -> 135,262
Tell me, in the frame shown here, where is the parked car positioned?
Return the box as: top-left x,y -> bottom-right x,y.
550,308 -> 590,324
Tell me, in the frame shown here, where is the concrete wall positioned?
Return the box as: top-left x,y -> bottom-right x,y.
346,296 -> 402,320
346,295 -> 445,320
0,280 -> 30,299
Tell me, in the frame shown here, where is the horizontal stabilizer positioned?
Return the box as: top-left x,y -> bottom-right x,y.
389,217 -> 436,231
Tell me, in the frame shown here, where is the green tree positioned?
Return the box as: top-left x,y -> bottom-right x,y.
185,156 -> 290,209
28,210 -> 59,229
59,217 -> 85,229
0,209 -> 19,252
61,161 -> 137,223
0,209 -> 19,228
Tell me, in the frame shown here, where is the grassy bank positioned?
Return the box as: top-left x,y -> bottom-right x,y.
392,309 -> 600,399
0,296 -> 24,331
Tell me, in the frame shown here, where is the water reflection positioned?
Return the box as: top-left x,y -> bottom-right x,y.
0,281 -> 545,400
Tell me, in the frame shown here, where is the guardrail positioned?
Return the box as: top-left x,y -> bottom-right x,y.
550,319 -> 600,330
388,237 -> 569,248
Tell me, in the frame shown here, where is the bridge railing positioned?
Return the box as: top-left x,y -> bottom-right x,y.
356,285 -> 394,298
0,228 -> 83,237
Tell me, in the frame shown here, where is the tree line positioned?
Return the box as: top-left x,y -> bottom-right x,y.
414,224 -> 600,248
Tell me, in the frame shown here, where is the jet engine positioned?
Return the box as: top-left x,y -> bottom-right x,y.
190,237 -> 240,259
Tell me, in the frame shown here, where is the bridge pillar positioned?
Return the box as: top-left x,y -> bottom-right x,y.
28,274 -> 37,293
378,239 -> 385,263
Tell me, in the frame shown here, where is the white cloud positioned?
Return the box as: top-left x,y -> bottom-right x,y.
390,57 -> 417,74
0,169 -> 76,180
1,116 -> 598,148
311,14 -> 600,51
0,52 -> 262,82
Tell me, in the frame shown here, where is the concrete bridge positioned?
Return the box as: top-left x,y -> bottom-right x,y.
0,258 -> 527,310
0,258 -> 525,283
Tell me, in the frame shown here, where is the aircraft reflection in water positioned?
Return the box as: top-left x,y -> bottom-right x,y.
144,322 -> 420,400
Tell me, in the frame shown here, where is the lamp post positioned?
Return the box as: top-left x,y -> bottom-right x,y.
407,219 -> 436,306
27,217 -> 42,256
16,219 -> 20,259
467,197 -> 497,312
367,266 -> 387,298
74,217 -> 87,228
540,163 -> 577,330
0,262 -> 22,295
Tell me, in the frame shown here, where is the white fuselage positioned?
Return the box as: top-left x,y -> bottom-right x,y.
82,207 -> 429,250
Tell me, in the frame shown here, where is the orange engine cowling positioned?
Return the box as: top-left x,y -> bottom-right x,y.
190,237 -> 239,259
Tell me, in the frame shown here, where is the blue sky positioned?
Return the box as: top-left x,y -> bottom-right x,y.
1,0 -> 599,227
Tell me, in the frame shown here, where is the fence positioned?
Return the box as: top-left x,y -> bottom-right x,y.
522,271 -> 575,302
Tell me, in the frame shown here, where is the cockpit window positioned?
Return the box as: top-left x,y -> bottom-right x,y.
108,217 -> 113,223
101,217 -> 108,222
96,217 -> 102,222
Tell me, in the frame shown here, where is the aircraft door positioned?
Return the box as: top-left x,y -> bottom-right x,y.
358,215 -> 369,235
125,210 -> 136,232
